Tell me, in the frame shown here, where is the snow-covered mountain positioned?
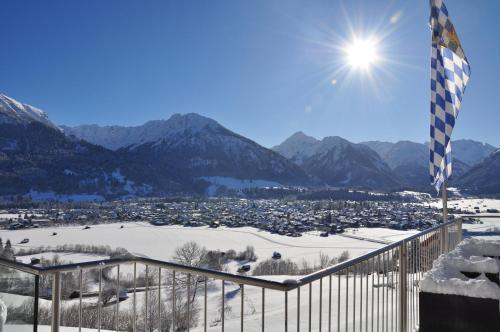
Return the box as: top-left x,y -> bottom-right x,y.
364,139 -> 495,169
361,139 -> 494,188
273,133 -> 400,189
362,141 -> 427,169
456,149 -> 500,194
362,140 -> 430,188
272,131 -> 320,164
3,92 -> 499,197
0,94 -> 59,130
63,113 -> 310,192
61,114 -> 222,151
0,94 -> 171,199
112,114 -> 309,189
1,96 -> 309,197
451,139 -> 497,166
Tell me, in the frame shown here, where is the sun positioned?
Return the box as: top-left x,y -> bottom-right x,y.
344,38 -> 379,69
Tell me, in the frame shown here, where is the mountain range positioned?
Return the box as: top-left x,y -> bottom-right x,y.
63,114 -> 307,186
271,133 -> 495,191
359,139 -> 495,189
1,93 -> 498,199
0,94 -> 306,199
455,149 -> 500,194
272,132 -> 399,189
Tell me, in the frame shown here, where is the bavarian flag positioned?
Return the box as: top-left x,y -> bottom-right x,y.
429,0 -> 470,191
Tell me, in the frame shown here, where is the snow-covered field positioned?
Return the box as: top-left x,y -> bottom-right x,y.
15,252 -> 108,265
3,213 -> 486,332
0,223 -> 394,268
462,217 -> 500,231
428,198 -> 500,214
1,198 -> 498,332
342,227 -> 421,244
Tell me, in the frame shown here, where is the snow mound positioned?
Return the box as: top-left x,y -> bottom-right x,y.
449,237 -> 500,260
420,238 -> 500,299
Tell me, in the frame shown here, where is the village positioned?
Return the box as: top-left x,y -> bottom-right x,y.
0,196 -> 468,236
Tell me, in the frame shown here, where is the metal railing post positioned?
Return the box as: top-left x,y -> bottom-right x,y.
440,227 -> 447,254
34,275 -> 39,332
398,242 -> 407,332
457,218 -> 463,243
51,272 -> 61,332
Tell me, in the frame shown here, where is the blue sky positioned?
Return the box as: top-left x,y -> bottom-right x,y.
1,0 -> 498,147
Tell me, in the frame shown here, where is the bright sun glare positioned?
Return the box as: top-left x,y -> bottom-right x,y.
345,38 -> 378,69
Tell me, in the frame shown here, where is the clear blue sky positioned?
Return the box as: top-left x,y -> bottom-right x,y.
1,0 -> 498,147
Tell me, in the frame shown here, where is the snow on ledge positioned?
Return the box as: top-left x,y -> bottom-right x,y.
449,237 -> 500,260
420,238 -> 500,299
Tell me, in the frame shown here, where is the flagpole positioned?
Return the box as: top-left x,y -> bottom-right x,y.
442,181 -> 448,223
441,181 -> 449,253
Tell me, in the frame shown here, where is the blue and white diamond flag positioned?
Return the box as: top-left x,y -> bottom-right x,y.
429,0 -> 470,191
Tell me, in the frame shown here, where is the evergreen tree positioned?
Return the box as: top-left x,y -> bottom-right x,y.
2,239 -> 14,260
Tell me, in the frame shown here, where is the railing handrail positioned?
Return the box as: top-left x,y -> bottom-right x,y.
0,255 -> 291,291
1,215 -> 499,292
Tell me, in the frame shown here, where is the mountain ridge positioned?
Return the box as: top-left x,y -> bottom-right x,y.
0,94 -> 59,130
61,113 -> 221,151
272,132 -> 400,189
456,149 -> 500,194
2,93 -> 499,197
1,94 -> 309,198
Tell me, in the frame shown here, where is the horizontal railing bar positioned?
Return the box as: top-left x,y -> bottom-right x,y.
0,257 -> 41,275
0,256 -> 290,291
458,214 -> 500,218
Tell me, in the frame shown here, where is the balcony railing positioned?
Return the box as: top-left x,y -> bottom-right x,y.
1,216 -> 495,332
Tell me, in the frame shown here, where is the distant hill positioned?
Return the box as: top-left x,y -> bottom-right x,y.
361,139 -> 494,188
363,139 -> 495,169
456,149 -> 500,194
451,139 -> 496,166
363,140 -> 431,188
273,133 -> 400,189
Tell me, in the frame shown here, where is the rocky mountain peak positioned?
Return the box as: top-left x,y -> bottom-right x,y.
0,94 -> 59,130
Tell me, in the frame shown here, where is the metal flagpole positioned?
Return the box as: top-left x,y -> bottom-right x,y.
442,182 -> 448,223
441,181 -> 448,253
